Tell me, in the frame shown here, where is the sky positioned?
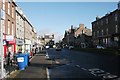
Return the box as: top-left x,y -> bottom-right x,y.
16,2 -> 118,42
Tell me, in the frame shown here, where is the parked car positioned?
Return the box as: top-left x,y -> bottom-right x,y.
56,46 -> 61,51
45,45 -> 50,49
69,46 -> 74,49
97,45 -> 105,49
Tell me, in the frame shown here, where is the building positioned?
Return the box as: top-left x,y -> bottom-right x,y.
63,25 -> 75,47
0,0 -> 17,58
36,35 -> 44,51
75,24 -> 92,48
44,34 -> 54,45
92,2 -> 120,48
75,34 -> 92,48
63,24 -> 92,48
24,16 -> 33,53
16,7 -> 25,53
75,24 -> 92,37
0,0 -> 37,58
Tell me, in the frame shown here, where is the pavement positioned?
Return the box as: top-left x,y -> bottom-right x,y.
6,51 -> 53,79
0,60 -> 18,79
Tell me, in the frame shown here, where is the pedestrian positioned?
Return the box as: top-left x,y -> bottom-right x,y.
7,51 -> 10,65
7,47 -> 13,66
18,48 -> 22,54
35,47 -> 38,54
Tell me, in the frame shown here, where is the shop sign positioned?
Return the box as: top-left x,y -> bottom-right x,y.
25,39 -> 31,44
16,39 -> 24,45
6,35 -> 14,41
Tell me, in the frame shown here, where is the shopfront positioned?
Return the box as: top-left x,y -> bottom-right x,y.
4,35 -> 16,58
16,39 -> 24,53
25,39 -> 31,53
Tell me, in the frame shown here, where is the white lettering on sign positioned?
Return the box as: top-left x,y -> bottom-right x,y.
6,35 -> 14,41
17,57 -> 24,62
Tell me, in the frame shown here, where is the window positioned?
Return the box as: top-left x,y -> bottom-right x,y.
101,20 -> 103,25
102,29 -> 103,36
115,25 -> 118,33
2,0 -> 5,10
12,6 -> 14,18
1,20 -> 5,33
103,38 -> 105,43
114,37 -> 119,41
93,31 -> 95,37
106,18 -> 108,24
8,2 -> 10,15
106,28 -> 108,35
105,38 -> 108,44
97,22 -> 98,25
12,23 -> 14,35
97,31 -> 99,36
115,14 -> 117,21
92,23 -> 95,27
8,20 -> 10,34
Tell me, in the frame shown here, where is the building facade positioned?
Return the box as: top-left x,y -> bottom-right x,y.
63,24 -> 92,48
92,2 -> 120,48
16,7 -> 25,53
0,0 -> 37,58
63,25 -> 75,47
24,17 -> 33,53
75,24 -> 92,48
0,0 -> 16,58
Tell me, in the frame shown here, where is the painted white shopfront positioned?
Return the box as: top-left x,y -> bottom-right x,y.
25,39 -> 31,53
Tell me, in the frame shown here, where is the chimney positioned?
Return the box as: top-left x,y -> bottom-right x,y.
118,1 -> 120,10
96,16 -> 100,20
71,25 -> 73,29
79,24 -> 84,29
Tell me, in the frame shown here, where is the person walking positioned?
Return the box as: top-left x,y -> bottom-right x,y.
7,47 -> 13,66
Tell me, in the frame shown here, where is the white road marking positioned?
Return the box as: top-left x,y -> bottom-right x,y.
91,72 -> 97,76
103,74 -> 118,79
97,73 -> 110,77
46,67 -> 50,80
81,68 -> 87,71
88,68 -> 118,79
76,65 -> 80,68
46,51 -> 49,59
91,70 -> 104,73
88,68 -> 100,71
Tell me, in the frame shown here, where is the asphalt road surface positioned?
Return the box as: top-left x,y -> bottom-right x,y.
46,48 -> 120,80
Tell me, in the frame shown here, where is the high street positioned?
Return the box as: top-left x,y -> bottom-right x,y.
47,48 -> 119,79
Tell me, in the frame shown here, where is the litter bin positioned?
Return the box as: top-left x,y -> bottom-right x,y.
24,53 -> 30,67
26,53 -> 30,65
24,54 -> 27,67
16,54 -> 26,70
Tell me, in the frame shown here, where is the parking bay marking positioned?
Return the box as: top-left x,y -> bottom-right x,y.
88,68 -> 118,79
74,65 -> 118,79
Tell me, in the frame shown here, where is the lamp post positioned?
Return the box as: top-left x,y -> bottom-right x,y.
0,9 -> 5,79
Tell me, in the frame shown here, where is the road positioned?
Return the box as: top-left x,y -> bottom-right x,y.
46,48 -> 119,80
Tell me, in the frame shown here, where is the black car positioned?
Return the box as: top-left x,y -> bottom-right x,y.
56,46 -> 61,51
